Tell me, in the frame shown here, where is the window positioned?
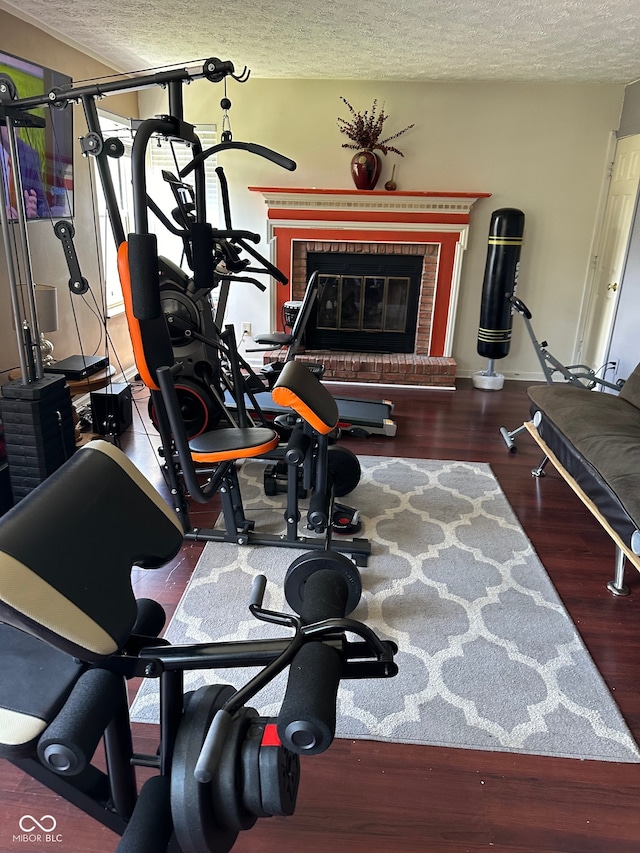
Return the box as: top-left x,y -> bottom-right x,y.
146,125 -> 218,267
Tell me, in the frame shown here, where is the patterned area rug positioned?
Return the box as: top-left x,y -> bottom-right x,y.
131,456 -> 640,762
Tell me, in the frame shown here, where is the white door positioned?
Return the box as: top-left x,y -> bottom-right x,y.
582,134 -> 640,372
606,192 -> 640,384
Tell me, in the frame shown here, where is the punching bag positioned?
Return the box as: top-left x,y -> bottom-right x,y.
477,208 -> 525,360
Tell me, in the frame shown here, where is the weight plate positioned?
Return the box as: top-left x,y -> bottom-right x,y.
327,446 -> 361,497
258,736 -> 300,817
284,550 -> 362,616
209,706 -> 259,833
240,721 -> 270,818
170,684 -> 238,853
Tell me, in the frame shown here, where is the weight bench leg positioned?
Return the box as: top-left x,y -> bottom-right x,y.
531,455 -> 549,478
607,546 -> 630,596
499,423 -> 526,453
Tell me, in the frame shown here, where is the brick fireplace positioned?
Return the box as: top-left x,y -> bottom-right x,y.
249,188 -> 490,386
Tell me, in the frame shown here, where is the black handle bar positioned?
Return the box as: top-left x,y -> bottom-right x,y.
180,141 -> 297,179
508,294 -> 532,319
235,237 -> 288,285
214,165 -> 289,285
216,166 -> 233,229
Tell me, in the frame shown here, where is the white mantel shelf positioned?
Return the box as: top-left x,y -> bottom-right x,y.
249,187 -> 491,218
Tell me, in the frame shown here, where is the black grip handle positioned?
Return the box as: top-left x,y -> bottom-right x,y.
278,642 -> 341,755
236,237 -> 289,285
277,569 -> 350,755
307,490 -> 329,531
245,142 -> 297,171
37,668 -> 125,775
215,166 -> 233,228
285,427 -> 311,466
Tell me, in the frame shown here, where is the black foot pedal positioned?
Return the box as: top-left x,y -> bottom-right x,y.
331,503 -> 362,535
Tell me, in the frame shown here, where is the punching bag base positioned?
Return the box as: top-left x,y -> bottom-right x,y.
472,370 -> 505,391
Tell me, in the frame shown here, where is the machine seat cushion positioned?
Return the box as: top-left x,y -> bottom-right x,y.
272,360 -> 339,435
0,623 -> 84,758
189,427 -> 279,462
0,440 -> 183,663
254,332 -> 293,347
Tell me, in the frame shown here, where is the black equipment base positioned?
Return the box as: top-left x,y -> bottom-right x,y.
185,526 -> 371,567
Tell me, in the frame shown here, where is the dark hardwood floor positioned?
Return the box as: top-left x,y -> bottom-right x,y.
3,377 -> 640,852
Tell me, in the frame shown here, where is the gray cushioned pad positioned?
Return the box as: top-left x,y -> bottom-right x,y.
528,383 -> 640,549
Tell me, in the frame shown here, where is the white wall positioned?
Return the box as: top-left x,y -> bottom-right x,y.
139,77 -> 624,380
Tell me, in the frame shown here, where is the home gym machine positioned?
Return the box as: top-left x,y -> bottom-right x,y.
114,87 -> 371,563
0,439 -> 397,853
118,215 -> 372,565
1,54 -> 371,555
0,68 -> 76,501
155,160 -> 397,438
498,294 -> 626,452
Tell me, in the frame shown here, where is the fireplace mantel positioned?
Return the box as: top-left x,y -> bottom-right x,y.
249,187 -> 490,221
249,187 -> 491,386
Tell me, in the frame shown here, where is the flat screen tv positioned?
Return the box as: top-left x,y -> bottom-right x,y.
0,49 -> 73,221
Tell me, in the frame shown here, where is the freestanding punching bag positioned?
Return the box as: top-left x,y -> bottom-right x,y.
473,208 -> 525,390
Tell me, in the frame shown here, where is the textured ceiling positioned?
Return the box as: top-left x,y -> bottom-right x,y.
3,0 -> 640,84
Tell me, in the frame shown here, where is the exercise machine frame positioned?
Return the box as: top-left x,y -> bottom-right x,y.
499,295 -> 625,452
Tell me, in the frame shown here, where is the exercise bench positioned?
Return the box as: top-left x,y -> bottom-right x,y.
0,439 -> 396,852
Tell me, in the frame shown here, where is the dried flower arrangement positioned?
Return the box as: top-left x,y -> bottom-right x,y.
337,97 -> 414,156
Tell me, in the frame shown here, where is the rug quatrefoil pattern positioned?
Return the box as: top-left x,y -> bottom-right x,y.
131,456 -> 640,762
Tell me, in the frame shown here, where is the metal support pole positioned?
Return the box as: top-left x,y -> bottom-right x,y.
81,95 -> 126,247
1,116 -> 42,380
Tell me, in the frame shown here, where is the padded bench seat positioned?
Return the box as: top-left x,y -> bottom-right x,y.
526,364 -> 640,594
0,624 -> 85,759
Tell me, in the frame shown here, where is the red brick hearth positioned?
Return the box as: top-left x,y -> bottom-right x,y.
250,188 -> 490,387
287,352 -> 457,387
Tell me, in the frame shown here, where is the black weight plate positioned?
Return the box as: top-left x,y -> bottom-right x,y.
327,445 -> 361,497
284,550 -> 362,616
170,684 -> 238,853
258,737 -> 300,816
209,706 -> 259,833
240,720 -> 270,818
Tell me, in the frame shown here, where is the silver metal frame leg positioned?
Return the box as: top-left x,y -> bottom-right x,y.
499,423 -> 526,453
531,455 -> 549,478
607,546 -> 630,596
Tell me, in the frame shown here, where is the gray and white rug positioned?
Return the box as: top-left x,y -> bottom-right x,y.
131,456 -> 640,762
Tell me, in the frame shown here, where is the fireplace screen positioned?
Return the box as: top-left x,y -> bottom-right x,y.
305,252 -> 422,353
317,275 -> 410,334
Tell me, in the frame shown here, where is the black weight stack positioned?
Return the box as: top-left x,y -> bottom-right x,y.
0,374 -> 76,503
